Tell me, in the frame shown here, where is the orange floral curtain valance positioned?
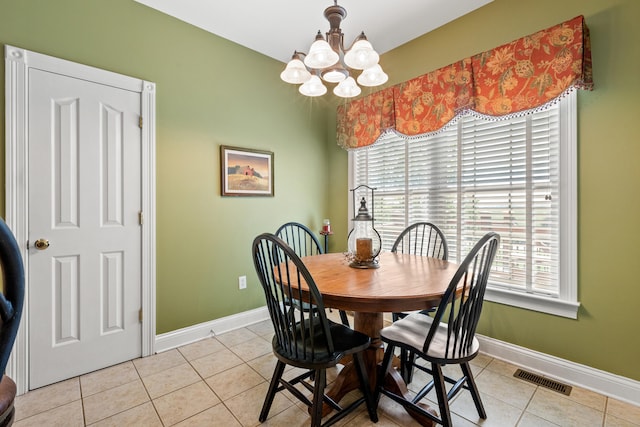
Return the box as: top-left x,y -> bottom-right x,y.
472,15 -> 593,117
336,87 -> 394,149
394,59 -> 474,136
337,15 -> 593,150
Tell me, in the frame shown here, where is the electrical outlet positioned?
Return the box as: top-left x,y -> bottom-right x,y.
238,275 -> 247,290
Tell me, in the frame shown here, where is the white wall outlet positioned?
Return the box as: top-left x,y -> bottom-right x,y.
238,275 -> 247,290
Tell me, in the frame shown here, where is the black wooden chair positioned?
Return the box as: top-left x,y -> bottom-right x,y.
252,233 -> 378,426
0,219 -> 25,427
390,222 -> 448,382
376,232 -> 500,427
276,222 -> 350,327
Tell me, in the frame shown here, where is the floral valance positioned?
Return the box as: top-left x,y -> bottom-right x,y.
337,15 -> 593,150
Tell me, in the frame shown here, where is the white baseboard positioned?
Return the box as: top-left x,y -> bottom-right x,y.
477,334 -> 640,407
154,306 -> 270,353
154,308 -> 640,408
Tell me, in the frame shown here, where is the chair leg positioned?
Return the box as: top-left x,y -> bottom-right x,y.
461,362 -> 486,419
352,352 -> 379,423
311,369 -> 326,427
260,361 -> 286,422
431,363 -> 453,427
400,349 -> 418,384
339,310 -> 350,327
375,343 -> 396,403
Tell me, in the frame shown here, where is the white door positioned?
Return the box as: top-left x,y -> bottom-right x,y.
27,68 -> 143,388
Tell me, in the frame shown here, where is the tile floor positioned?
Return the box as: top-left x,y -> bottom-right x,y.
14,313 -> 640,427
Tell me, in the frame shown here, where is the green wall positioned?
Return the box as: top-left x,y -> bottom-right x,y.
1,0 -> 638,383
0,0 -> 332,334
326,0 -> 640,381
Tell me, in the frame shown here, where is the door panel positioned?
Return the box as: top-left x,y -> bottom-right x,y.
28,69 -> 142,389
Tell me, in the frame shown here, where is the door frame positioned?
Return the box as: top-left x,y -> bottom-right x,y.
4,45 -> 157,394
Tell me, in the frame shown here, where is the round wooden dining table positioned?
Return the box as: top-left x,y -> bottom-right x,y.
298,251 -> 460,426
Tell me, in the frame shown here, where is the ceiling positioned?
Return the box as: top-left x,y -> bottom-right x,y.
133,0 -> 493,63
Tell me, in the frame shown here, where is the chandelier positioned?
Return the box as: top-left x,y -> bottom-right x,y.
280,1 -> 388,98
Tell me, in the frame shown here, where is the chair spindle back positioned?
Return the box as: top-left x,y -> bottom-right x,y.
252,233 -> 334,362
424,232 -> 500,360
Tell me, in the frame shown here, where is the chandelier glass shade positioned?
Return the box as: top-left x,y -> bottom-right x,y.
280,1 -> 388,98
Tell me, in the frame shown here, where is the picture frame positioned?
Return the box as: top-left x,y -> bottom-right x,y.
220,145 -> 274,197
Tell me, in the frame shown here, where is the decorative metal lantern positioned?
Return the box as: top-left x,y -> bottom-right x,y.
347,185 -> 381,269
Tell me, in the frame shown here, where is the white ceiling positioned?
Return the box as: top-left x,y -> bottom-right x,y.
133,0 -> 493,63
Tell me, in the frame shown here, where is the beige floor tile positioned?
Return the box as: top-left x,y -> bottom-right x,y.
475,368 -> 536,409
178,337 -> 225,361
11,331 -> 637,427
246,352 -> 279,380
89,401 -> 162,426
14,378 -> 81,421
82,379 -> 149,425
260,403 -> 314,426
142,362 -> 201,399
190,347 -> 245,378
565,385 -> 607,411
229,335 -> 273,362
215,327 -> 260,348
225,382 -> 294,426
13,400 -> 84,427
527,387 -> 605,427
152,381 -> 220,426
337,410 -> 401,427
246,320 -> 274,337
133,349 -> 187,378
80,361 -> 139,397
472,352 -> 493,368
452,390 -> 523,426
174,402 -> 243,426
484,358 -> 520,377
607,398 -> 640,425
605,413 -> 640,427
518,411 -> 561,426
205,363 -> 266,400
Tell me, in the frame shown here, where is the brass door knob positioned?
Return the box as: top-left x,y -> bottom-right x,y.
34,239 -> 50,250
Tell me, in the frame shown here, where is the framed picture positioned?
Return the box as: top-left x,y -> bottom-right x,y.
220,145 -> 274,197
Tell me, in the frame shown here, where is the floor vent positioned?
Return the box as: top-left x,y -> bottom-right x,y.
513,369 -> 572,395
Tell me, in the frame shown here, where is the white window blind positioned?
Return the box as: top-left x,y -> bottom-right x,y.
350,92 -> 579,318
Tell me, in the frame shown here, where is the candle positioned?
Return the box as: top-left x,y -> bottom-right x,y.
322,219 -> 331,233
356,238 -> 372,262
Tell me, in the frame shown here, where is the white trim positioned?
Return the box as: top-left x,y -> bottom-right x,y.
140,81 -> 157,357
4,45 -> 157,394
154,306 -> 270,353
477,334 -> 640,407
485,287 -> 580,319
559,91 -> 578,304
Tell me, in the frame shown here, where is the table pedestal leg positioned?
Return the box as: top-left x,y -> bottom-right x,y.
323,312 -> 436,426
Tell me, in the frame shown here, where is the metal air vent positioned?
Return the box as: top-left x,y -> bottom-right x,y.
513,369 -> 572,395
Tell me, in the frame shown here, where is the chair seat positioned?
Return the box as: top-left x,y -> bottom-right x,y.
273,320 -> 370,369
0,375 -> 16,427
381,312 -> 479,364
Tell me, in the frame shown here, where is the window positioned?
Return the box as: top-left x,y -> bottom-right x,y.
349,92 -> 579,318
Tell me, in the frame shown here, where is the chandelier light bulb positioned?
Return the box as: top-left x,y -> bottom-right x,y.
333,77 -> 361,98
304,32 -> 340,69
299,75 -> 328,97
322,67 -> 348,83
357,64 -> 388,87
344,37 -> 379,70
280,58 -> 312,84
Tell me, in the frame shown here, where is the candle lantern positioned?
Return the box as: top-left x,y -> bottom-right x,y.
347,185 -> 381,269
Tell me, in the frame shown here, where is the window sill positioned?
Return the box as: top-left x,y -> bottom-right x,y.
485,287 -> 580,319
